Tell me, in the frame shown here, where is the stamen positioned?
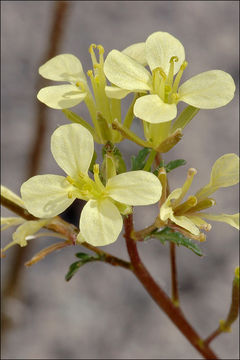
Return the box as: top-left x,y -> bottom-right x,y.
174,196 -> 198,215
89,43 -> 97,66
68,191 -> 73,199
172,60 -> 188,93
173,168 -> 197,208
66,176 -> 74,184
158,167 -> 167,205
187,198 -> 216,213
75,81 -> 85,91
166,56 -> 179,88
87,70 -> 94,80
93,164 -> 105,192
153,67 -> 167,101
97,45 -> 105,66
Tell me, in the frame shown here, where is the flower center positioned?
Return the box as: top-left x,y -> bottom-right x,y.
66,164 -> 108,201
152,56 -> 188,104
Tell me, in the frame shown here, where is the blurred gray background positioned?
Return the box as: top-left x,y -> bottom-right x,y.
1,1 -> 239,359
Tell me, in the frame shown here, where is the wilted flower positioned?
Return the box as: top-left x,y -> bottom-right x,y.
158,154 -> 239,240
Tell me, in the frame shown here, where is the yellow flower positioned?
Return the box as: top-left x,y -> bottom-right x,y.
37,54 -> 88,109
21,124 -> 162,246
37,47 -> 124,144
104,31 -> 235,124
159,154 -> 239,239
1,186 -> 50,253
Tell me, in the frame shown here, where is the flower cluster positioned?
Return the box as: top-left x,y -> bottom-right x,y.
1,30 -> 239,254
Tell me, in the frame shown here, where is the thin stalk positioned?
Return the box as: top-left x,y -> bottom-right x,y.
204,328 -> 222,346
170,242 -> 179,306
112,119 -> 151,148
124,214 -> 219,360
143,149 -> 157,171
1,195 -> 132,272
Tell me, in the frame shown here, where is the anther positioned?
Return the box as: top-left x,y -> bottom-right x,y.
181,60 -> 188,70
93,164 -> 100,175
87,70 -> 94,79
89,43 -> 97,54
97,45 -> 104,55
68,191 -> 73,199
66,176 -> 74,184
170,56 -> 179,63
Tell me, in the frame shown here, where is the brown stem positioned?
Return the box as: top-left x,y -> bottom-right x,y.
1,195 -> 132,272
170,242 -> 179,306
124,214 -> 219,360
204,328 -> 222,346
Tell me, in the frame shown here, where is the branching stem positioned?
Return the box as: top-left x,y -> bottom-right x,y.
124,214 -> 219,360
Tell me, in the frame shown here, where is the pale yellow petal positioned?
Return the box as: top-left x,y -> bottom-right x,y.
1,185 -> 25,208
39,54 -> 86,82
178,70 -> 236,109
195,154 -> 239,201
79,199 -> 123,246
170,214 -> 200,236
146,32 -> 185,73
122,42 -> 147,66
12,219 -> 50,247
210,153 -> 239,187
134,95 -> 177,123
37,85 -> 87,109
104,50 -> 152,91
21,175 -> 75,218
160,188 -> 182,221
51,123 -> 94,178
199,213 -> 239,230
106,170 -> 161,206
187,215 -> 212,231
105,86 -> 132,99
1,217 -> 25,231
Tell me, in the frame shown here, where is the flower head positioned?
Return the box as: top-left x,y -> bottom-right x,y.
158,154 -> 239,240
37,54 -> 88,109
37,47 -> 124,144
104,31 -> 235,124
21,124 -> 162,246
1,186 -> 50,254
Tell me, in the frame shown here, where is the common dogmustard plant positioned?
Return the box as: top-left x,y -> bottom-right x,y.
1,30 -> 239,360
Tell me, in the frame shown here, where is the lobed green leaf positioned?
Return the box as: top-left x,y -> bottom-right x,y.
131,148 -> 151,171
65,252 -> 100,281
147,227 -> 203,256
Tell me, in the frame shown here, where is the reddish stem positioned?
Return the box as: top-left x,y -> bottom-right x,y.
170,242 -> 179,305
204,328 -> 222,346
124,214 -> 219,360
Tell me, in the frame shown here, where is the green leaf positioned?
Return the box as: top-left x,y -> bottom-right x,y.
65,252 -> 100,281
131,148 -> 151,171
165,159 -> 187,172
153,159 -> 186,175
147,227 -> 203,256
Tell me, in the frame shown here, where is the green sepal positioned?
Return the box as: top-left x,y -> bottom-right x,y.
102,141 -> 126,175
65,252 -> 101,281
89,151 -> 97,174
147,227 -> 203,257
171,105 -> 199,133
131,147 -> 151,171
153,159 -> 186,175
